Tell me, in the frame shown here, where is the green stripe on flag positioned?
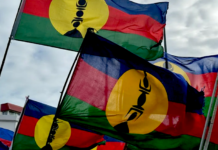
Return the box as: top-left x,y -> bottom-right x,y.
203,97 -> 217,117
58,94 -> 114,133
127,134 -> 218,150
14,14 -> 83,51
14,14 -> 163,60
12,133 -> 94,150
59,95 -> 216,149
12,134 -> 39,150
97,30 -> 164,60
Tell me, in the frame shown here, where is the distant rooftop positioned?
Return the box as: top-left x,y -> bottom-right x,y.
0,103 -> 23,113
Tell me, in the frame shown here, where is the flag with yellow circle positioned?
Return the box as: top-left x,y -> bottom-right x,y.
12,0 -> 168,60
150,53 -> 218,149
12,99 -> 104,150
58,32 -> 205,149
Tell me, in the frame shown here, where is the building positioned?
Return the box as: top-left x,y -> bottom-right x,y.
0,103 -> 23,132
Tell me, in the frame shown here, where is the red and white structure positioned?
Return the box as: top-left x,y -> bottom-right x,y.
0,103 -> 23,131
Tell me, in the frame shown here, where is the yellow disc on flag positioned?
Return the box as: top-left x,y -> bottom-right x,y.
154,61 -> 190,84
106,70 -> 168,134
34,115 -> 71,149
91,146 -> 98,150
49,0 -> 109,38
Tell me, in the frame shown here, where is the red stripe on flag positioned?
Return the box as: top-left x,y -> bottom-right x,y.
68,59 -> 206,139
0,138 -> 11,147
66,128 -> 104,148
23,0 -> 51,18
184,112 -> 205,138
102,6 -> 164,43
17,115 -> 38,137
67,58 -> 117,111
156,102 -> 205,138
17,115 -> 105,147
186,72 -> 218,144
22,0 -> 163,42
97,142 -> 126,150
186,72 -> 218,97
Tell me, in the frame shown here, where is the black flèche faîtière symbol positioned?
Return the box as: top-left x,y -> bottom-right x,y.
64,0 -> 87,38
114,71 -> 151,133
71,0 -> 87,28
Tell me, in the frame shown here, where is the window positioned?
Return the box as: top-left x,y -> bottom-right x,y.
9,111 -> 15,115
2,111 -> 8,115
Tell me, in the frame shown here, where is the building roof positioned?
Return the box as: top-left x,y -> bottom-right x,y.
0,103 -> 23,113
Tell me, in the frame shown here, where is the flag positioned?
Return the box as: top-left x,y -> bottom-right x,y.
12,0 -> 168,60
12,99 -> 104,150
57,31 -> 205,149
92,136 -> 125,150
0,142 -> 9,150
0,127 -> 14,150
150,53 -> 218,149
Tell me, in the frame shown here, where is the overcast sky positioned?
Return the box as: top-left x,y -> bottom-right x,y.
0,0 -> 218,108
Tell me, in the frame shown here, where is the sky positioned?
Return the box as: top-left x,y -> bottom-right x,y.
0,0 -> 218,108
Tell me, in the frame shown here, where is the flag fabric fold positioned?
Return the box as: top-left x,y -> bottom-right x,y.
0,127 -> 14,150
13,0 -> 168,60
57,31 -> 206,149
92,136 -> 125,150
150,53 -> 218,149
12,99 -> 104,150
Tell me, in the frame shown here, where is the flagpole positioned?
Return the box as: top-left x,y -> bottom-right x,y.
204,95 -> 218,149
10,96 -> 29,150
57,28 -> 95,108
0,37 -> 12,77
163,27 -> 168,69
43,28 -> 95,149
123,143 -> 127,150
0,0 -> 25,77
199,72 -> 218,150
57,51 -> 81,108
203,73 -> 218,150
43,49 -> 81,148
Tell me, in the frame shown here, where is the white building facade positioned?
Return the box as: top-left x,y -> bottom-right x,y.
0,103 -> 22,132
